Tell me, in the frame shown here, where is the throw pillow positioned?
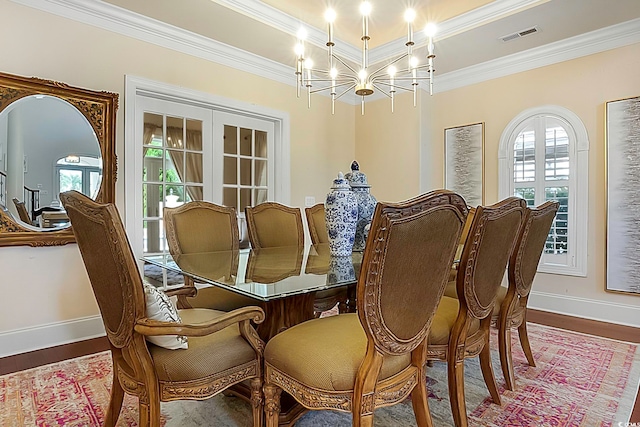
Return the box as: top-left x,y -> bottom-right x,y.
143,283 -> 188,350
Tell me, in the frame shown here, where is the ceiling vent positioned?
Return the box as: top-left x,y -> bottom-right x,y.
500,26 -> 539,42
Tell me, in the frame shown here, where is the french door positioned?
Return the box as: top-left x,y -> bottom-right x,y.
130,96 -> 276,258
134,97 -> 213,256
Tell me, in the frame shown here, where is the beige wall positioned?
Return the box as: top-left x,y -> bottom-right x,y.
0,1 -> 355,340
359,43 -> 640,326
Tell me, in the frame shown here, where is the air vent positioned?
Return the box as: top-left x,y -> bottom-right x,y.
500,26 -> 539,42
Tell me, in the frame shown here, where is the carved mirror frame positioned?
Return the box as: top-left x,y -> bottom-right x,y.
0,71 -> 118,247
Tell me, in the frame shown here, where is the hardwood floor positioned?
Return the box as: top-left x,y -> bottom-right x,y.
0,313 -> 638,423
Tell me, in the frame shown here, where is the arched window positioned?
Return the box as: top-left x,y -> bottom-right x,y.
499,106 -> 589,276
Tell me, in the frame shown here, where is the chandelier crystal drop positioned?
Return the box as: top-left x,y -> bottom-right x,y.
294,2 -> 437,115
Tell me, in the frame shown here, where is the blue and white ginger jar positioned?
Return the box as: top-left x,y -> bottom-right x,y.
345,161 -> 377,252
325,172 -> 358,256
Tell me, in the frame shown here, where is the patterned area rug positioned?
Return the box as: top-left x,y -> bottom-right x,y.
1,324 -> 638,426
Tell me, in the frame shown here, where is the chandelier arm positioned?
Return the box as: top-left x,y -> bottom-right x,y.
374,81 -> 416,93
305,78 -> 355,84
371,83 -> 392,99
369,53 -> 410,80
331,54 -> 360,75
308,81 -> 356,95
381,77 -> 433,81
334,83 -> 358,100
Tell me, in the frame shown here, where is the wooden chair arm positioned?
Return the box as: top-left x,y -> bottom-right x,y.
134,306 -> 265,337
164,286 -> 198,298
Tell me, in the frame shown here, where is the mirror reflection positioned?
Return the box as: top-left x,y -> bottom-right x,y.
0,95 -> 101,229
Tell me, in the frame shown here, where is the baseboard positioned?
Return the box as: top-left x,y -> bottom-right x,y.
0,315 -> 106,358
528,290 -> 640,328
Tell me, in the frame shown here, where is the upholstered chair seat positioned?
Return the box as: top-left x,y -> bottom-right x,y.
263,190 -> 469,427
429,297 -> 481,345
443,282 -> 507,317
265,314 -> 411,391
148,309 -> 257,383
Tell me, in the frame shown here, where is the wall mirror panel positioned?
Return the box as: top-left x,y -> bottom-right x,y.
0,71 -> 118,247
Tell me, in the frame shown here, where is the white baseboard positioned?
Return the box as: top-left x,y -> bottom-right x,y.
0,315 -> 106,358
529,291 -> 640,328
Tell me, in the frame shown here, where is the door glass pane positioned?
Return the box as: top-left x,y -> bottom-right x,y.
143,148 -> 163,182
144,113 -> 163,147
143,219 -> 165,254
255,189 -> 267,205
165,151 -> 183,184
240,188 -> 251,211
166,116 -> 184,149
224,125 -> 237,154
59,169 -> 82,193
186,185 -> 203,202
223,187 -> 237,208
240,158 -> 252,186
255,131 -> 267,158
255,160 -> 267,186
143,183 -> 163,217
185,152 -> 203,183
165,185 -> 184,209
514,128 -> 535,182
240,128 -> 252,156
185,119 -> 203,151
224,156 -> 237,184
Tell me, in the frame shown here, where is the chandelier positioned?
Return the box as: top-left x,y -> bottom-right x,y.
294,2 -> 437,114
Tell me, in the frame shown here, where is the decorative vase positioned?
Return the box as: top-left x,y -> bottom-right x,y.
327,255 -> 356,285
345,161 -> 377,252
325,172 -> 358,256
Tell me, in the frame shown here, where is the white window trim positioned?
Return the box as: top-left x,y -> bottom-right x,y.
124,75 -> 290,260
498,105 -> 589,277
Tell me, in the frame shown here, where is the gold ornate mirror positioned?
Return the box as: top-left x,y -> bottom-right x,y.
0,71 -> 118,247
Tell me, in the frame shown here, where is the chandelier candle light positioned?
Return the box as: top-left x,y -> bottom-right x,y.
295,2 -> 437,114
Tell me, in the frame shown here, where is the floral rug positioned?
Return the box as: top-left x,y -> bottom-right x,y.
1,323 -> 638,426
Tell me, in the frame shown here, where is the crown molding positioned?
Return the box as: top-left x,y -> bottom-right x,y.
211,0 -> 361,61
435,17 -> 640,93
10,0 -> 640,105
10,0 -> 293,87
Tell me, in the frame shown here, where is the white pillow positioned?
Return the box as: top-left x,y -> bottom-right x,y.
143,283 -> 188,350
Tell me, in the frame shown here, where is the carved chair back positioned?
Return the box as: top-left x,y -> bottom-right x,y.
60,190 -> 145,349
457,197 -> 526,320
305,203 -> 329,244
357,190 -> 468,356
164,201 -> 239,255
510,201 -> 559,298
245,202 -> 304,248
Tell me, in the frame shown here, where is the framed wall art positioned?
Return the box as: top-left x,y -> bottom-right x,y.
606,95 -> 640,295
444,122 -> 484,207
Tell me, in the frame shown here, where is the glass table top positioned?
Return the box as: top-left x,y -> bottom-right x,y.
143,243 -> 363,302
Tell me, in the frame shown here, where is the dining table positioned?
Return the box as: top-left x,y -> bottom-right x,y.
142,243 -> 363,426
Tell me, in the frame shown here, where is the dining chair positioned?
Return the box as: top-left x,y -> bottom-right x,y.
448,206 -> 476,282
496,201 -> 559,390
263,190 -> 468,427
245,201 -> 304,248
60,190 -> 266,427
164,201 -> 256,311
305,202 -> 329,244
305,202 -> 350,315
427,197 -> 526,427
